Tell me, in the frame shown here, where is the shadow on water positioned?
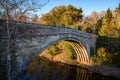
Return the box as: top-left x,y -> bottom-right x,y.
19,57 -> 119,80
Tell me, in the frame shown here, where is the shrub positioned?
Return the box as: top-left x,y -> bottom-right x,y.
92,47 -> 112,64
97,47 -> 112,63
97,48 -> 107,57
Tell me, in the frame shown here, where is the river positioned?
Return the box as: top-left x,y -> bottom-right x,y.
19,57 -> 119,80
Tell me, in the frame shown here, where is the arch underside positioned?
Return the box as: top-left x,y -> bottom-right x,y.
40,38 -> 90,64
18,36 -> 90,70
68,41 -> 89,64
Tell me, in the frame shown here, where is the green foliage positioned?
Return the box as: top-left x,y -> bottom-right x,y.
42,41 -> 77,60
104,8 -> 113,25
112,36 -> 120,66
41,3 -> 120,66
67,44 -> 77,59
40,5 -> 83,29
96,36 -> 118,53
91,55 -> 103,64
95,18 -> 103,34
95,34 -> 120,66
40,5 -> 82,61
48,44 -> 61,56
92,47 -> 112,64
58,41 -> 77,60
114,3 -> 120,29
98,8 -> 119,38
95,36 -> 120,66
97,48 -> 107,57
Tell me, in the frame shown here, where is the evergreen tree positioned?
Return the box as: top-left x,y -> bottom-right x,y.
99,8 -> 118,37
114,3 -> 120,38
104,8 -> 113,27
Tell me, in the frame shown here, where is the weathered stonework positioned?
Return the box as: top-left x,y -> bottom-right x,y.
0,20 -> 97,80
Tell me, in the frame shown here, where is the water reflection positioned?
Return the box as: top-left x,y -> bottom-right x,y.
19,57 -> 119,80
76,68 -> 89,80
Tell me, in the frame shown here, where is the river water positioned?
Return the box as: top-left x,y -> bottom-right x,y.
19,57 -> 119,80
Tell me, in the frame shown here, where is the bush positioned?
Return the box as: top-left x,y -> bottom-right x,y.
92,47 -> 112,64
97,48 -> 107,57
47,41 -> 77,60
95,36 -> 120,66
48,45 -> 61,56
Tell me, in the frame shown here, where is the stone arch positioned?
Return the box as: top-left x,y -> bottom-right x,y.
0,21 -> 97,79
38,37 -> 90,64
15,36 -> 91,74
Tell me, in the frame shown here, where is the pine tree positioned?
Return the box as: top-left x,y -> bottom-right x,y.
99,8 -> 118,37
114,3 -> 120,37
104,8 -> 113,27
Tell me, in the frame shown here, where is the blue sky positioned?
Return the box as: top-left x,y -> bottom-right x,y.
38,0 -> 120,17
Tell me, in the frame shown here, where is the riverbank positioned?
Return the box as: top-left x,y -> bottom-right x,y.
39,54 -> 120,79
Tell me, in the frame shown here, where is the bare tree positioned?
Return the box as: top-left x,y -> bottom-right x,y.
0,0 -> 50,80
0,0 -> 49,21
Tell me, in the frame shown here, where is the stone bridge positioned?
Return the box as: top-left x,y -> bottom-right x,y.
0,20 -> 97,80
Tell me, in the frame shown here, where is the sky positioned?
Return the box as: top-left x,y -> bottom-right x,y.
37,0 -> 120,17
